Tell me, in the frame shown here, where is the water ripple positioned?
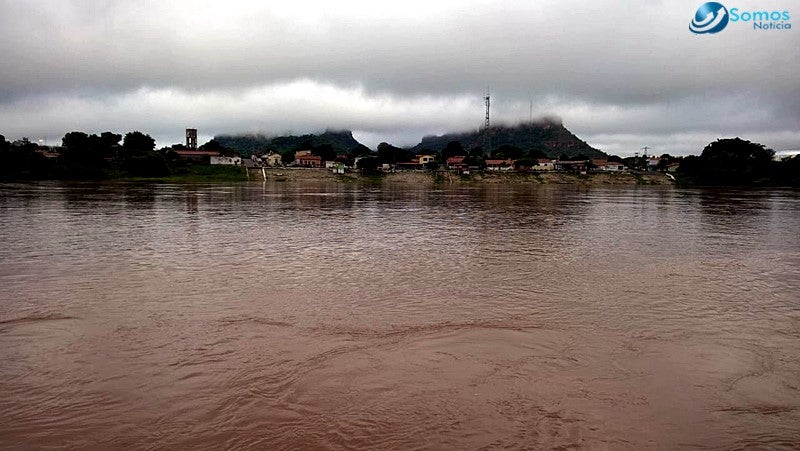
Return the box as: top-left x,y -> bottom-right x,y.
1,182 -> 799,449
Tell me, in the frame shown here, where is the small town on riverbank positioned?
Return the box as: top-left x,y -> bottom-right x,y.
184,146 -> 679,186
1,125 -> 797,186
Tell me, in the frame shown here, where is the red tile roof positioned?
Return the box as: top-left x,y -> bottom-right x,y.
174,150 -> 220,157
485,159 -> 514,165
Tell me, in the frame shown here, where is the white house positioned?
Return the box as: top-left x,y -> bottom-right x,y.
261,152 -> 283,167
417,154 -> 436,165
592,159 -> 626,172
485,159 -> 515,171
210,156 -> 242,165
533,159 -> 555,171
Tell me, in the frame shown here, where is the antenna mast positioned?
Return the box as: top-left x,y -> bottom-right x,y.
484,89 -> 490,129
483,88 -> 491,157
529,99 -> 533,123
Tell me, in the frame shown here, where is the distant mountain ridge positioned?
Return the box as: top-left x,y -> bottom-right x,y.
215,130 -> 364,155
412,120 -> 605,158
216,120 -> 604,159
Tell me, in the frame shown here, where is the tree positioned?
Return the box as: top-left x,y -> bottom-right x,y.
678,137 -> 776,185
199,138 -> 239,156
348,144 -> 373,158
701,138 -> 773,167
122,131 -> 156,155
293,139 -> 314,153
62,131 -> 89,150
377,142 -> 412,164
527,148 -> 547,159
0,137 -> 50,179
60,131 -> 107,170
468,147 -> 484,159
281,149 -> 295,164
313,143 -> 336,162
493,144 -> 524,159
100,132 -> 122,148
678,155 -> 701,174
200,139 -> 221,151
198,139 -> 222,153
773,155 -> 800,186
356,156 -> 380,174
514,158 -> 537,171
123,152 -> 171,177
442,140 -> 466,159
118,131 -> 170,177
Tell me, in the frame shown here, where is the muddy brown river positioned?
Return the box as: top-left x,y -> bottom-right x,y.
1,181 -> 799,449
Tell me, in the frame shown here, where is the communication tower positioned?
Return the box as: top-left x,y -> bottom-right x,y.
484,91 -> 490,129
529,99 -> 533,124
483,89 -> 491,157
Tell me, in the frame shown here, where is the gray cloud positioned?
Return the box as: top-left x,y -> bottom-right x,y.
1,0 -> 798,154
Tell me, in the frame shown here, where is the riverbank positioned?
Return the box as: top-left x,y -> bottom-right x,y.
0,167 -> 674,185
255,168 -> 674,185
118,165 -> 249,182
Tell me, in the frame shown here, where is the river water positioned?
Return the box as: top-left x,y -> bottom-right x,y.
0,181 -> 799,449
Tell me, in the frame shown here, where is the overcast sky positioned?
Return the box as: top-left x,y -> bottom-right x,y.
1,0 -> 798,155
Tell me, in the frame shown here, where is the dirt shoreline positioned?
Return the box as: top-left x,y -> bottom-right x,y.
254,168 -> 674,185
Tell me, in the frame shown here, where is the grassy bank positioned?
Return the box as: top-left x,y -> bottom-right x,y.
120,165 -> 249,182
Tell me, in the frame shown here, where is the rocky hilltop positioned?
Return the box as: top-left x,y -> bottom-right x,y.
216,119 -> 603,159
413,119 -> 604,158
215,130 -> 366,155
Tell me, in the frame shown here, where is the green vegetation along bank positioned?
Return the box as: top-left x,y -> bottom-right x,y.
254,168 -> 674,186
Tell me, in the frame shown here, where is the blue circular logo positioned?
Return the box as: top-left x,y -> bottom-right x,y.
690,2 -> 729,34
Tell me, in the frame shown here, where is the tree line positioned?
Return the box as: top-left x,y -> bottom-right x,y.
677,138 -> 799,186
1,131 -> 797,186
0,130 -> 236,179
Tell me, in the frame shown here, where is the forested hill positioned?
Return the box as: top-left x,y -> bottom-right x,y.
215,121 -> 603,159
412,120 -> 605,159
215,130 -> 366,155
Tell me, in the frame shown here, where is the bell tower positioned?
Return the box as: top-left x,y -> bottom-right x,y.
186,128 -> 197,150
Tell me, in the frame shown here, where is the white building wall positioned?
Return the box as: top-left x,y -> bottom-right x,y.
210,156 -> 242,165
